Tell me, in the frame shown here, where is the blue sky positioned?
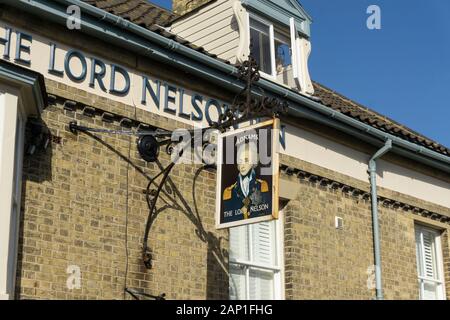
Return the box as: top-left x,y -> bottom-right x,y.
152,0 -> 450,147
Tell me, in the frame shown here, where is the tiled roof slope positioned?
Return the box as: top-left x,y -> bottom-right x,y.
82,0 -> 177,27
313,82 -> 449,156
81,1 -> 449,157
81,1 -> 225,60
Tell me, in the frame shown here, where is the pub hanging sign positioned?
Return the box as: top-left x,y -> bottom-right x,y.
215,119 -> 280,229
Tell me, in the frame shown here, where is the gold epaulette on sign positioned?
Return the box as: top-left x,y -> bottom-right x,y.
223,182 -> 236,200
257,179 -> 269,192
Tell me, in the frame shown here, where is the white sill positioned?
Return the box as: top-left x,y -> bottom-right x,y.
259,71 -> 277,81
0,292 -> 11,300
259,71 -> 298,91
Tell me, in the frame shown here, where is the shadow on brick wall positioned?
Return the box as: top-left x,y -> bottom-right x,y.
22,118 -> 54,183
148,163 -> 230,299
16,118 -> 54,298
192,166 -> 229,299
66,130 -> 229,299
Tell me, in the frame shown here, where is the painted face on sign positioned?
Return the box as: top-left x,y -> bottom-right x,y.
237,142 -> 258,177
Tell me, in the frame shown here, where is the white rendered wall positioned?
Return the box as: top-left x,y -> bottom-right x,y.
282,124 -> 450,209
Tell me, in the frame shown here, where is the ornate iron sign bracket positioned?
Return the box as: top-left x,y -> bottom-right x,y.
68,57 -> 288,271
211,57 -> 288,131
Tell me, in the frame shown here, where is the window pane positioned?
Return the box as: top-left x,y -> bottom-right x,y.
250,18 -> 270,34
249,268 -> 274,300
229,264 -> 246,300
274,32 -> 294,87
229,225 -> 250,261
250,19 -> 272,75
274,33 -> 292,69
421,280 -> 439,300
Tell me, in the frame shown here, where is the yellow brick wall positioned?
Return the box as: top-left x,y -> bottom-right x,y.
280,155 -> 450,300
15,82 -> 450,300
16,79 -> 229,299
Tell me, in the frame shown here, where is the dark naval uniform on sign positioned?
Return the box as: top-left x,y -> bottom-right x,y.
222,170 -> 271,222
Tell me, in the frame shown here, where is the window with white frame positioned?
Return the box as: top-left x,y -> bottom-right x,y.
249,16 -> 294,88
0,91 -> 26,299
9,110 -> 26,285
415,224 -> 446,300
229,216 -> 283,300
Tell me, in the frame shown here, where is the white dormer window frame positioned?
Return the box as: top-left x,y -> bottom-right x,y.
233,1 -> 314,95
247,13 -> 293,83
247,13 -> 275,81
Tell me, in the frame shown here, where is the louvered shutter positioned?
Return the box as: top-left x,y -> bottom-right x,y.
249,268 -> 274,300
415,226 -> 444,300
422,230 -> 438,277
249,221 -> 276,299
252,221 -> 276,265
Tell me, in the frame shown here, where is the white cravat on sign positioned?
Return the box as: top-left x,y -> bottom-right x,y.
240,174 -> 250,197
239,170 -> 255,198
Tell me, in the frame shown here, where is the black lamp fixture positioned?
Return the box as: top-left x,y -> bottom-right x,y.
26,120 -> 50,155
69,120 -> 167,163
137,135 -> 159,162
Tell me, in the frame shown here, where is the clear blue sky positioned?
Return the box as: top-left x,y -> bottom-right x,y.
151,0 -> 450,147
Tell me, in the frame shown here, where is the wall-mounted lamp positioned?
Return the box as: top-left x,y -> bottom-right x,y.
26,120 -> 50,155
69,121 -> 167,163
137,135 -> 159,162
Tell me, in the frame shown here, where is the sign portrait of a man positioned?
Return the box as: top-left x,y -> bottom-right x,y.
222,141 -> 270,219
215,119 -> 279,229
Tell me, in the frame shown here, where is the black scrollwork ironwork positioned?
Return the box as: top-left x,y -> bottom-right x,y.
212,56 -> 288,130
125,288 -> 166,300
68,57 -> 288,272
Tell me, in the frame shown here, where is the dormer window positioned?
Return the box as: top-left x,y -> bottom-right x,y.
249,17 -> 293,87
249,15 -> 303,90
249,18 -> 272,75
171,0 -> 315,95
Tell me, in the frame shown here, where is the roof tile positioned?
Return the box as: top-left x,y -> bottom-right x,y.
313,82 -> 449,155
82,0 -> 177,27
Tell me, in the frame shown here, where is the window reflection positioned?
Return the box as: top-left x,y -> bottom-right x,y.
275,32 -> 293,87
250,19 -> 272,75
